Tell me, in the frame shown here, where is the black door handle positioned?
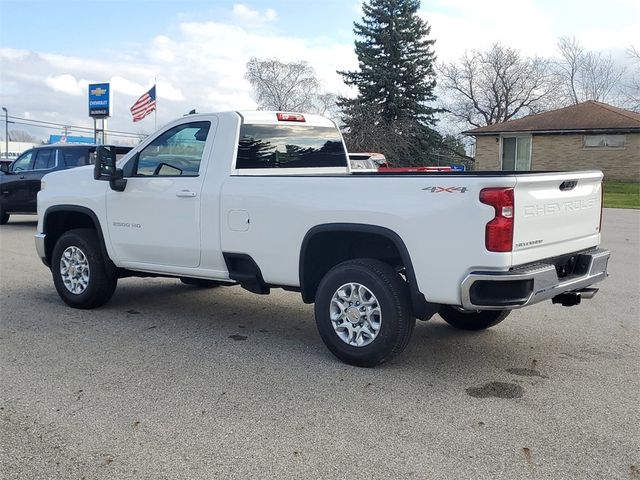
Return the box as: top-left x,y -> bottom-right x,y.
19,176 -> 25,179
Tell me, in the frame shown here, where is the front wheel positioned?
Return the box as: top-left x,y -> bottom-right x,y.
439,306 -> 510,331
0,209 -> 9,225
314,259 -> 415,367
51,228 -> 117,309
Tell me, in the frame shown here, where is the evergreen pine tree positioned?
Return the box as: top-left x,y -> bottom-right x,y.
338,0 -> 441,166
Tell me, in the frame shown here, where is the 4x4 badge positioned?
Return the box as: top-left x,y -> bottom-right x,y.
422,186 -> 468,193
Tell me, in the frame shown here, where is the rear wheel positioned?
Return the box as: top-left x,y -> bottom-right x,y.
314,259 -> 415,367
0,209 -> 9,225
51,229 -> 117,309
180,278 -> 223,288
439,306 -> 510,331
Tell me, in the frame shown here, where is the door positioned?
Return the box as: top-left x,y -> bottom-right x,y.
106,121 -> 212,268
23,148 -> 57,212
501,136 -> 532,171
1,150 -> 34,212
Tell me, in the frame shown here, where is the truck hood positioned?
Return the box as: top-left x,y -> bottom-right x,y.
42,164 -> 94,185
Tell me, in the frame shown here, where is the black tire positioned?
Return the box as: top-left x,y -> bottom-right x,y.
439,306 -> 510,331
51,228 -> 117,309
0,209 -> 9,225
314,259 -> 415,367
180,277 -> 223,288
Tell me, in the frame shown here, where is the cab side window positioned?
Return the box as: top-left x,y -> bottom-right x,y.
10,151 -> 34,172
134,121 -> 210,177
32,149 -> 56,170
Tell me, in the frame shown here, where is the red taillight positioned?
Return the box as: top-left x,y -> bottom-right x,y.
480,187 -> 514,252
276,112 -> 305,122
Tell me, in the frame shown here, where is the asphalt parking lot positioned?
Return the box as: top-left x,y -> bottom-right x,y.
1,209 -> 638,480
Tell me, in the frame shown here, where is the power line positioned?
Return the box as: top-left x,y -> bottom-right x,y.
1,116 -> 146,139
1,119 -> 142,139
4,120 -> 131,138
4,120 -> 142,140
6,115 -> 143,136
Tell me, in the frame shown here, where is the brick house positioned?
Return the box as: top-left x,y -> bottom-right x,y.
464,101 -> 640,181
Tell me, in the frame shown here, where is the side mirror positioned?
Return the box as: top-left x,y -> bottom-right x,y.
95,146 -> 127,192
94,146 -> 117,180
109,168 -> 127,192
0,163 -> 9,174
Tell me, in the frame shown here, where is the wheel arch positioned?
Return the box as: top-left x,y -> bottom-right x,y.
299,223 -> 436,319
42,205 -> 114,272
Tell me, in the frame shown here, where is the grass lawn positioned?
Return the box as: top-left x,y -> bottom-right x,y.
603,181 -> 640,209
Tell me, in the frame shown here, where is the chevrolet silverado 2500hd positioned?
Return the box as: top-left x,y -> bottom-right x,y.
35,111 -> 610,366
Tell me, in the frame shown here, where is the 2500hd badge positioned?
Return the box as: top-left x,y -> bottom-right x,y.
112,221 -> 142,229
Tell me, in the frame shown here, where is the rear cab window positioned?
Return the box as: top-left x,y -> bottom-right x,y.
234,113 -> 348,174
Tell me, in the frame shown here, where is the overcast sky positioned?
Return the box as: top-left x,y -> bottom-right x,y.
0,0 -> 638,142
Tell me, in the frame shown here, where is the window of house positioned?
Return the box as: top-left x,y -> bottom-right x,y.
584,134 -> 626,148
501,136 -> 531,171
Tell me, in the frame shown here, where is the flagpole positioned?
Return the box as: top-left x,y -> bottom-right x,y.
154,77 -> 157,130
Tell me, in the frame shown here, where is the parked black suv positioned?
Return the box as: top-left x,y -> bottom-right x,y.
0,144 -> 132,224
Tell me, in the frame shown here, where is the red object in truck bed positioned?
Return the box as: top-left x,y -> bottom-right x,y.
378,166 -> 453,173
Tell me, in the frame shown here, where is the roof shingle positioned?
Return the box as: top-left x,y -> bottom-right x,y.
464,101 -> 640,135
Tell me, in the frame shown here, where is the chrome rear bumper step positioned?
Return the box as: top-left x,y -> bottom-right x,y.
460,248 -> 610,310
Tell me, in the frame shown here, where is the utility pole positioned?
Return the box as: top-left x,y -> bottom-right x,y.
1,107 -> 7,160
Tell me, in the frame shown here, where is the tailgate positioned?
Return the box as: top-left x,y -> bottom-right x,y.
512,171 -> 603,265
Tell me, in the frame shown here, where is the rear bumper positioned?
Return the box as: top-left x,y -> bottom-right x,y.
460,248 -> 610,310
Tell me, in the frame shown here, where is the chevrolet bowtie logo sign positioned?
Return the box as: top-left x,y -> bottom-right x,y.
90,87 -> 107,96
88,83 -> 110,118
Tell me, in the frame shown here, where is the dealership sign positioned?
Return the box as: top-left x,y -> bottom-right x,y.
88,83 -> 110,118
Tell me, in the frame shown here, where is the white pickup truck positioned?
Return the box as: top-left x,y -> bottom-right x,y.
35,111 -> 610,366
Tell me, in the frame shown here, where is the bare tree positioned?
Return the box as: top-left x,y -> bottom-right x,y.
245,58 -> 321,112
313,92 -> 339,119
623,45 -> 640,111
8,130 -> 39,143
556,37 -> 626,104
341,101 -> 443,167
438,44 -> 556,128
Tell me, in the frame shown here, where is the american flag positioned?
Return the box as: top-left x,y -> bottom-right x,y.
130,85 -> 156,122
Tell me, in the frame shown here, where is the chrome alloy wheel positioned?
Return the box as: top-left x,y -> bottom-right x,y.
60,246 -> 90,295
330,282 -> 382,347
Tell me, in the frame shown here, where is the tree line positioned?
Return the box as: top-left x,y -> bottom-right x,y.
244,0 -> 639,167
